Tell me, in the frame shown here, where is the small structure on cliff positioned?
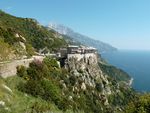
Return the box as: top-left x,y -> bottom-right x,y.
59,45 -> 98,66
67,45 -> 97,54
0,45 -> 98,78
60,45 -> 97,56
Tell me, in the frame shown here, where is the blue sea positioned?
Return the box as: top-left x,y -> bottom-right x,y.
101,50 -> 150,92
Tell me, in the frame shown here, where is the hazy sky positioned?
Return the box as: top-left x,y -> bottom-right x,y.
1,0 -> 150,50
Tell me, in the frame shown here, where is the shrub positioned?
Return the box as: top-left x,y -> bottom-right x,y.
125,94 -> 150,113
26,43 -> 35,57
78,69 -> 84,74
40,79 -> 61,104
17,65 -> 27,77
0,38 -> 12,61
30,102 -> 51,113
27,60 -> 49,80
23,80 -> 44,97
95,83 -> 103,92
43,57 -> 59,69
69,75 -> 77,86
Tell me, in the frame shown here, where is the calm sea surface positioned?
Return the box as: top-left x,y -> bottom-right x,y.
101,50 -> 150,92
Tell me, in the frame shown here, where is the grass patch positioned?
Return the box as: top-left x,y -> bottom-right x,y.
0,76 -> 64,113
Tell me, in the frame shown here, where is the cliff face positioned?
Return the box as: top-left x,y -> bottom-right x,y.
63,55 -> 134,112
66,55 -> 109,92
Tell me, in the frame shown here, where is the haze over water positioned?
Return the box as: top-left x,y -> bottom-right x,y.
101,50 -> 150,92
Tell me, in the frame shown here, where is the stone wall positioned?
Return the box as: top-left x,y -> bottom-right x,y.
0,56 -> 44,78
0,53 -> 97,78
67,53 -> 98,64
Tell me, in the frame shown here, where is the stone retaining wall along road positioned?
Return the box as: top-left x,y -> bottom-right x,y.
0,56 -> 44,78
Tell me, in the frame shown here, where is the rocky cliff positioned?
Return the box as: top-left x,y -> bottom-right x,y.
62,55 -> 134,112
65,56 -> 110,102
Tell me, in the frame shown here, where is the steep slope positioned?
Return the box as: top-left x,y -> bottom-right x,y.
64,56 -> 134,112
47,23 -> 117,53
99,63 -> 131,82
0,10 -> 136,113
10,56 -> 135,113
0,10 -> 66,61
0,76 -> 64,113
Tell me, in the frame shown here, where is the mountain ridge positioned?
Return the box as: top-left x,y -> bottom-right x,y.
47,23 -> 117,53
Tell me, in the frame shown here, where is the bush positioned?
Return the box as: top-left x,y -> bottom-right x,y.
78,69 -> 84,74
23,80 -> 44,97
69,75 -> 77,86
26,43 -> 35,57
17,58 -> 75,111
40,79 -> 61,104
0,38 -> 12,61
17,65 -> 27,77
125,94 -> 150,113
95,83 -> 103,92
43,57 -> 59,69
27,60 -> 49,80
30,102 -> 51,113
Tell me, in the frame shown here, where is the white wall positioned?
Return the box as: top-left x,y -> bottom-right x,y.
67,53 -> 97,63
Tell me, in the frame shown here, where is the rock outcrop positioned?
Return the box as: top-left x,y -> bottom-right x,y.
64,56 -> 112,105
62,54 -> 134,112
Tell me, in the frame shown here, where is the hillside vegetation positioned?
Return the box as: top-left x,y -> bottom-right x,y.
0,76 -> 71,113
6,57 -> 134,113
1,10 -> 148,113
0,10 -> 66,61
125,94 -> 150,113
0,58 -> 149,113
0,38 -> 12,61
99,63 -> 131,82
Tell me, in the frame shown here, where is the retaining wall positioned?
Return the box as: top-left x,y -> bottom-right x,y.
0,56 -> 44,78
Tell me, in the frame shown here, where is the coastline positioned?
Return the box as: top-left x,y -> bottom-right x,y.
129,78 -> 134,86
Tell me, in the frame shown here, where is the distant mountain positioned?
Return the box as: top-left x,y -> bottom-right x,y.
47,23 -> 117,53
